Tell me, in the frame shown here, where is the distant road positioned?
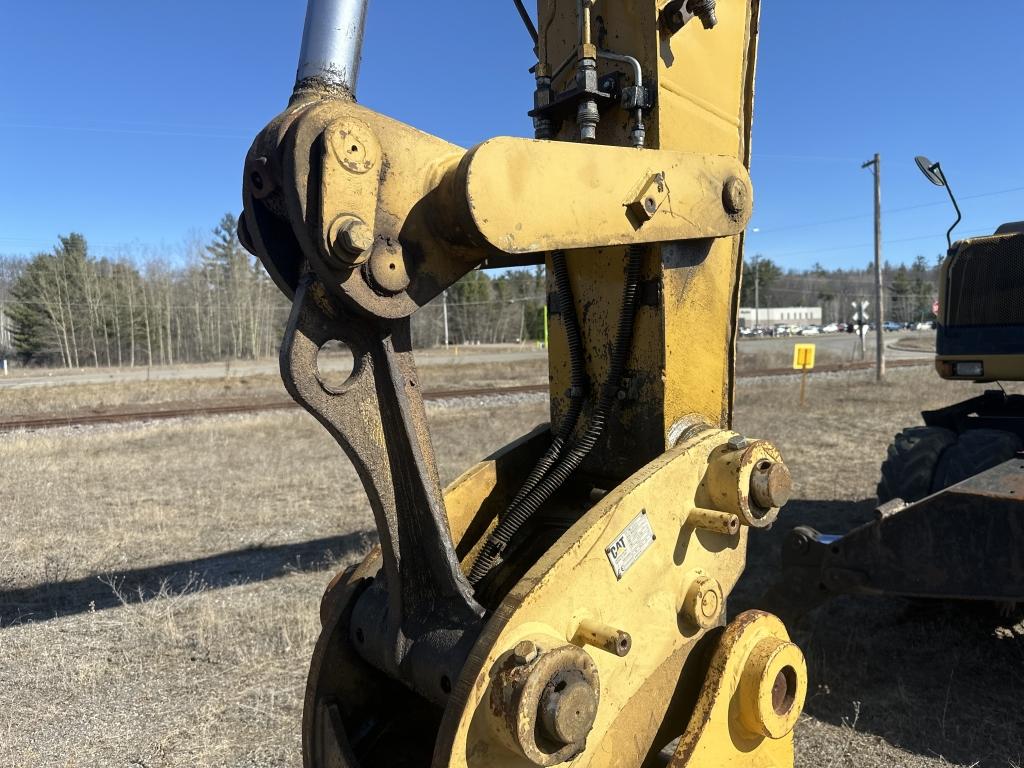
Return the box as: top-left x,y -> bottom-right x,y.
739,331 -> 935,362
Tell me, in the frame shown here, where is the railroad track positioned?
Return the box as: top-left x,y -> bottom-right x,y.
0,359 -> 930,433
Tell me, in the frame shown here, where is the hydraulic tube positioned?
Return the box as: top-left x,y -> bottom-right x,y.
294,0 -> 369,96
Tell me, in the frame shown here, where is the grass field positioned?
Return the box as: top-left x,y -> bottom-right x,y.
1,365 -> 1022,767
0,357 -> 549,420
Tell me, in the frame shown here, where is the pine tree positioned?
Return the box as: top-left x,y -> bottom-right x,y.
205,213 -> 252,358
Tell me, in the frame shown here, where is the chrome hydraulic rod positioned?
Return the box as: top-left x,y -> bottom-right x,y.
294,0 -> 369,95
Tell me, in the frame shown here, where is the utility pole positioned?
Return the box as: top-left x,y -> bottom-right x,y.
753,255 -> 760,330
442,289 -> 450,348
862,153 -> 885,380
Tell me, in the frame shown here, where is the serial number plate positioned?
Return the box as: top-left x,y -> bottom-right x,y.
605,511 -> 655,580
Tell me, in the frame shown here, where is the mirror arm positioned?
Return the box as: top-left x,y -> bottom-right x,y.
936,164 -> 962,250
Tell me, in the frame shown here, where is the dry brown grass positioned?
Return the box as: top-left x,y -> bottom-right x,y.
734,369 -> 1024,768
0,358 -> 548,420
737,345 -> 852,372
0,401 -> 548,767
1,368 -> 1022,766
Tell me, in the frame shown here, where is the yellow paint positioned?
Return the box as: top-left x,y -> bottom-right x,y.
436,427 -> 801,767
792,344 -> 816,370
671,612 -> 805,768
458,138 -> 750,253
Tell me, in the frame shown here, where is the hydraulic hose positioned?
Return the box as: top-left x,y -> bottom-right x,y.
469,246 -> 644,585
512,0 -> 539,46
503,252 -> 587,514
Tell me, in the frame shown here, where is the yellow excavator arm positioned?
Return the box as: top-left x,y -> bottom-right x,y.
239,1 -> 806,765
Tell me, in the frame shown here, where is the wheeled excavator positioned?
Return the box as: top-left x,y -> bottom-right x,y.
770,157 -> 1024,616
239,1 -> 806,765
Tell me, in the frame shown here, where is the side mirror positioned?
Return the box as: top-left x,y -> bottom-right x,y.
915,154 -> 961,248
915,155 -> 945,187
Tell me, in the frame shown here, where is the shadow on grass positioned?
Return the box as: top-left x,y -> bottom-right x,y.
736,498 -> 1024,768
0,529 -> 375,625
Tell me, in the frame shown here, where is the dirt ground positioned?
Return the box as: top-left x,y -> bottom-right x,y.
1,366 -> 1022,767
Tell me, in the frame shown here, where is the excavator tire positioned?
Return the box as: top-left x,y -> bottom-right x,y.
931,428 -> 1023,492
877,426 -> 956,503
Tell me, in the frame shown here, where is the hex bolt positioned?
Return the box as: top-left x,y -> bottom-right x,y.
680,573 -> 724,629
722,176 -> 748,215
512,639 -> 539,665
727,434 -> 749,451
328,215 -> 374,265
538,671 -> 600,746
750,460 -> 793,509
339,217 -> 373,254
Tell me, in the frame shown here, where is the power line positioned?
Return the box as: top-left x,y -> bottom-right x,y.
754,184 -> 1024,236
766,223 -> 1000,259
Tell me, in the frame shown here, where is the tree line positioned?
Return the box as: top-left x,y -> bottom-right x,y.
1,215 -> 287,368
0,216 -> 547,367
0,224 -> 942,369
741,254 -> 940,325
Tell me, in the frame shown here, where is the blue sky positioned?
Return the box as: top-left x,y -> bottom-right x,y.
1,1 -> 1021,271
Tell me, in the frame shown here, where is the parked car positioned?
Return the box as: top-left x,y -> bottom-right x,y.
883,320 -> 902,331
821,323 -> 840,333
798,325 -> 820,335
915,321 -> 935,330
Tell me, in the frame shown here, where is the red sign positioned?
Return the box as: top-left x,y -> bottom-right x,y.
932,299 -> 939,315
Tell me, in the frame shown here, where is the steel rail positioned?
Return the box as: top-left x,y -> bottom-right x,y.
0,359 -> 931,433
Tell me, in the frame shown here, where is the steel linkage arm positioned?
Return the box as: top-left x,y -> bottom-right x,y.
278,274 -> 483,702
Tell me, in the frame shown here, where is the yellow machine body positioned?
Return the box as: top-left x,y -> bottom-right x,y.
240,1 -> 806,766
934,230 -> 1024,382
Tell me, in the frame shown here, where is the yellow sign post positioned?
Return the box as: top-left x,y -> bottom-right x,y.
792,343 -> 816,405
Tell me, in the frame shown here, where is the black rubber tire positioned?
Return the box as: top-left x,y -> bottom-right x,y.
877,426 -> 957,503
931,428 -> 1023,492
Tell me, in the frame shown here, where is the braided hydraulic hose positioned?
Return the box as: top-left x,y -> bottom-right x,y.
501,251 -> 587,514
469,246 -> 644,585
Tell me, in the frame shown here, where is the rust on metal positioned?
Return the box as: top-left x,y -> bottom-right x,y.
571,619 -> 633,657
487,642 -> 601,766
671,610 -> 805,768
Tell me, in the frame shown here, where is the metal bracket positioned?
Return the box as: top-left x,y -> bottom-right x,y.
280,273 -> 483,699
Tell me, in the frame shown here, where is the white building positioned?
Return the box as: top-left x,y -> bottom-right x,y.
738,306 -> 821,329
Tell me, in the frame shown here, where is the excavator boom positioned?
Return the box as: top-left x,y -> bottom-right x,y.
239,1 -> 806,765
